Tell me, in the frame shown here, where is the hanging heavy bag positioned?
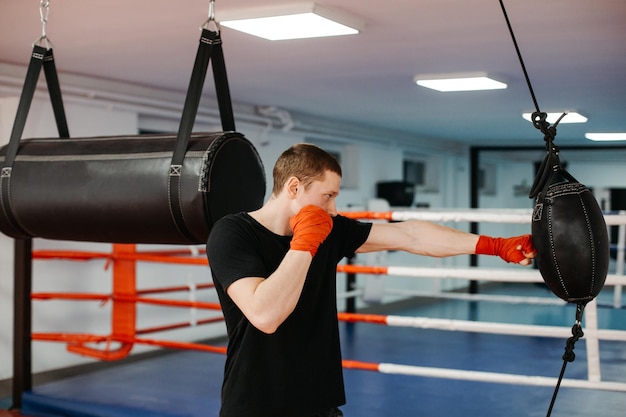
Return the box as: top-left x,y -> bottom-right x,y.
529,135 -> 609,304
0,29 -> 265,245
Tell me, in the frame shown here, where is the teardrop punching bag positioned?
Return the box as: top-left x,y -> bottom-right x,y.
529,115 -> 609,305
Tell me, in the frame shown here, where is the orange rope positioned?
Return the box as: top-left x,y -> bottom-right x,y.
133,296 -> 222,310
32,333 -> 227,357
338,312 -> 388,325
32,292 -> 110,301
32,250 -> 208,266
32,283 -> 215,302
30,292 -> 222,310
339,211 -> 393,221
32,250 -> 112,261
136,317 -> 224,335
342,359 -> 381,372
137,282 -> 214,295
32,332 -> 110,344
138,248 -> 206,256
336,264 -> 389,274
114,335 -> 227,355
118,252 -> 208,265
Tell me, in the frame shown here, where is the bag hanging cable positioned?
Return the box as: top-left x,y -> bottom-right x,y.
497,2 -> 609,416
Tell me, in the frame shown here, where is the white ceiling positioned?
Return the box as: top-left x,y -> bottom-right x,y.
1,0 -> 625,148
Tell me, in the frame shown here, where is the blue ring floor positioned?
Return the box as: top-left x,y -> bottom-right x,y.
12,283 -> 626,416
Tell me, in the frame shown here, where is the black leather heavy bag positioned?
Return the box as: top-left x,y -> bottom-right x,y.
0,132 -> 265,244
530,151 -> 609,304
0,30 -> 266,245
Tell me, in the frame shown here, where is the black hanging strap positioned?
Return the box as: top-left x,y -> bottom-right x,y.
43,49 -> 70,138
1,45 -> 69,237
3,46 -> 68,167
168,28 -> 236,242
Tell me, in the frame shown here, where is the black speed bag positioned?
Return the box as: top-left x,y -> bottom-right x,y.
532,174 -> 609,304
0,131 -> 266,244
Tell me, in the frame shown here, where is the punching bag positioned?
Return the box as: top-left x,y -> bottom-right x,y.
530,134 -> 609,305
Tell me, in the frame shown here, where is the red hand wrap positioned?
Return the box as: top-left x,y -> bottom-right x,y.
475,234 -> 534,264
289,205 -> 333,256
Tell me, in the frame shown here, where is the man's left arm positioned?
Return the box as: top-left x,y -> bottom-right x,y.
356,220 -> 535,266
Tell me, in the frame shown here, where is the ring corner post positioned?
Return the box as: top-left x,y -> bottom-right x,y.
12,237 -> 33,411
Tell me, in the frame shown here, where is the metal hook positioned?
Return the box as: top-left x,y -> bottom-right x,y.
201,0 -> 221,32
575,303 -> 586,325
208,0 -> 215,21
34,0 -> 54,49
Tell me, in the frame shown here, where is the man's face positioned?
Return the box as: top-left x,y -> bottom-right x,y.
297,171 -> 340,216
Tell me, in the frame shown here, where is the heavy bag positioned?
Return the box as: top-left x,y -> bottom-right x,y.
530,148 -> 609,304
0,131 -> 266,244
1,29 -> 266,245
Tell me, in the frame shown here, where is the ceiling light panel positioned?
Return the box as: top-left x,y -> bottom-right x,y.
585,133 -> 626,141
414,73 -> 507,92
219,3 -> 363,40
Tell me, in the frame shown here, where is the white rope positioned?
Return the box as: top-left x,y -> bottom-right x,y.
382,288 -> 567,305
383,309 -> 626,342
385,266 -> 626,286
387,209 -> 626,226
377,363 -> 626,392
585,301 -> 602,382
390,209 -> 533,224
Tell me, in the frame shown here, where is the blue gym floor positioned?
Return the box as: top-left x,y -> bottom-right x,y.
10,283 -> 626,417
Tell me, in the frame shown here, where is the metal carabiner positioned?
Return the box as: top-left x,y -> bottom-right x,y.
201,0 -> 221,32
33,0 -> 54,49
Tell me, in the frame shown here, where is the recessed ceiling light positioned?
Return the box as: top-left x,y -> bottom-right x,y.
219,3 -> 363,40
585,133 -> 626,141
414,73 -> 507,92
522,112 -> 588,124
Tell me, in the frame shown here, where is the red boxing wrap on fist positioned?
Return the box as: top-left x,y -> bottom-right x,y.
289,205 -> 333,256
475,234 -> 534,264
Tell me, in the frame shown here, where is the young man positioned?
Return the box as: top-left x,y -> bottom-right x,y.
206,143 -> 535,417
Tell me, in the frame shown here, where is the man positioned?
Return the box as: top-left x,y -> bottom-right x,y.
206,143 -> 535,417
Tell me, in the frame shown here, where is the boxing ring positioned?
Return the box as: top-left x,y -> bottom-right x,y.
9,209 -> 626,417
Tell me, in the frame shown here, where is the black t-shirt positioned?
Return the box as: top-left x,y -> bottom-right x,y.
206,213 -> 372,417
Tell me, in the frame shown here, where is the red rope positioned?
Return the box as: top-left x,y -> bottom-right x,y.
136,317 -> 225,335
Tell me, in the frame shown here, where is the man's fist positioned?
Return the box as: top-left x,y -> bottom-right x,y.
475,234 -> 536,264
289,205 -> 333,256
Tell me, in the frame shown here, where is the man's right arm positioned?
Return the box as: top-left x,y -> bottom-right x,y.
226,205 -> 333,334
226,250 -> 312,334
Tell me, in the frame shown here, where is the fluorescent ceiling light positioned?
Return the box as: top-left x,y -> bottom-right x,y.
522,112 -> 588,124
585,133 -> 626,141
220,3 -> 363,40
414,74 -> 507,92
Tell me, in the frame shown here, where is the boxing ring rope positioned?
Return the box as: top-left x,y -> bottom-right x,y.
341,209 -> 626,309
13,209 -> 626,408
30,244 -> 227,360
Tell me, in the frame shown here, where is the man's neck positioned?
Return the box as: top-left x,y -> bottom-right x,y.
249,198 -> 293,236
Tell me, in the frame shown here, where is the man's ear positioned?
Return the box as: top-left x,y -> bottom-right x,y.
285,176 -> 300,199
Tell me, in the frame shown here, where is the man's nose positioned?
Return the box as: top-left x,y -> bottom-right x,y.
327,200 -> 337,216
